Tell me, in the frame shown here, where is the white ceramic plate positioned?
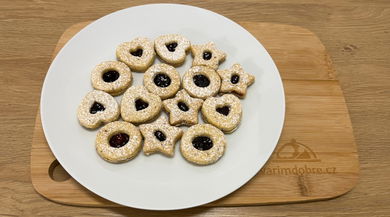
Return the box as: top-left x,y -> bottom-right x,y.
41,4 -> 285,210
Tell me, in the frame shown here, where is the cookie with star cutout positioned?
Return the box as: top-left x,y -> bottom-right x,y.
95,121 -> 142,163
120,86 -> 162,124
162,90 -> 204,126
91,61 -> 132,96
180,124 -> 226,165
116,37 -> 155,72
191,42 -> 226,70
77,90 -> 120,129
139,116 -> 183,157
154,34 -> 191,66
217,63 -> 255,98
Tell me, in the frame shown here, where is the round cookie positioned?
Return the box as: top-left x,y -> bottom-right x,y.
116,37 -> 155,72
201,94 -> 242,133
180,124 -> 226,165
182,66 -> 221,99
77,90 -> 119,129
120,85 -> 162,124
95,121 -> 142,163
143,63 -> 181,99
91,61 -> 132,96
154,34 -> 191,66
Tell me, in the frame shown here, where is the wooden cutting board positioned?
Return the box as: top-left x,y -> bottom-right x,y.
30,21 -> 359,207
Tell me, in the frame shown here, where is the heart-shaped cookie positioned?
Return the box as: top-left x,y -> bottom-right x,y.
201,94 -> 242,133
154,34 -> 191,66
120,85 -> 162,124
77,90 -> 120,129
116,37 -> 155,72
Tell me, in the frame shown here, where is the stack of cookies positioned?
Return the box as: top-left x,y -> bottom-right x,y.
77,34 -> 255,165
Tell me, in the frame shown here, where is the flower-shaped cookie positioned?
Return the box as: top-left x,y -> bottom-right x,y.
91,61 -> 132,96
139,116 -> 183,157
180,124 -> 226,165
191,42 -> 226,70
96,121 -> 142,163
217,63 -> 255,98
116,37 -> 155,72
120,86 -> 162,124
163,90 -> 204,126
201,94 -> 242,133
154,34 -> 191,66
143,63 -> 181,99
77,90 -> 119,129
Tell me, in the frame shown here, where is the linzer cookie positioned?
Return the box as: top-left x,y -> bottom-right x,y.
116,37 -> 155,72
201,94 -> 242,133
163,90 -> 203,126
77,90 -> 119,129
182,66 -> 221,99
143,63 -> 181,99
180,124 -> 226,165
91,61 -> 132,96
154,34 -> 191,66
218,63 -> 255,98
191,42 -> 226,70
139,116 -> 183,157
120,86 -> 162,124
95,121 -> 142,163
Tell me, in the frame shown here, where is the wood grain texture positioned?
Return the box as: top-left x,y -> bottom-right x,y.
30,21 -> 358,207
1,0 -> 390,216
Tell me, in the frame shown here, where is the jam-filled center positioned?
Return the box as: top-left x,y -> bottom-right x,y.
109,133 -> 129,148
166,42 -> 178,52
192,136 -> 213,151
177,102 -> 189,111
102,70 -> 120,83
154,73 -> 171,88
203,51 -> 212,60
89,102 -> 105,114
154,130 -> 166,142
231,74 -> 240,84
130,48 -> 143,57
135,99 -> 149,111
216,106 -> 230,116
193,74 -> 210,87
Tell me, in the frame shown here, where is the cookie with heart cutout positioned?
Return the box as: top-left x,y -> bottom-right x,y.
182,65 -> 221,99
154,34 -> 191,66
217,63 -> 255,98
120,85 -> 162,124
180,124 -> 226,165
201,94 -> 242,133
143,63 -> 181,99
91,61 -> 132,96
191,42 -> 226,70
77,90 -> 120,129
116,37 -> 155,72
139,115 -> 183,157
95,121 -> 142,163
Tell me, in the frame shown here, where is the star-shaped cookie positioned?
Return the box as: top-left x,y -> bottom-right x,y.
217,63 -> 255,98
163,90 -> 204,126
139,116 -> 183,157
191,42 -> 226,70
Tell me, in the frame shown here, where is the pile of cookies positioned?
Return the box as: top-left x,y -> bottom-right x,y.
77,34 -> 255,165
